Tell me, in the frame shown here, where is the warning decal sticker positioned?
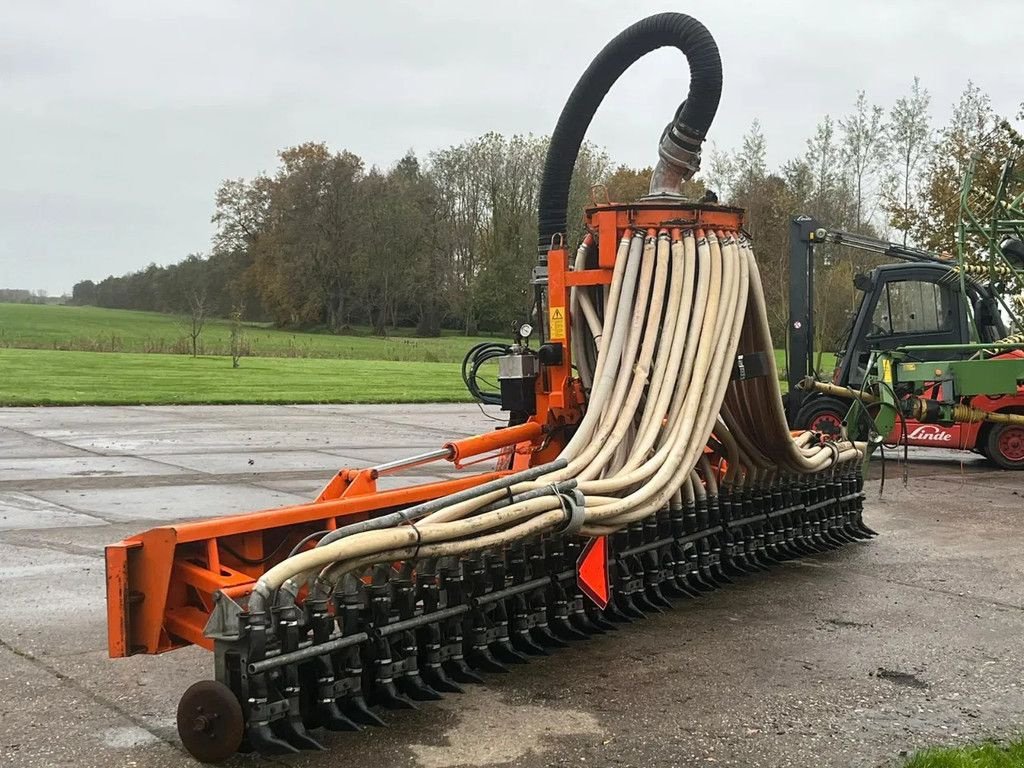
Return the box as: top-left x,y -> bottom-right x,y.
549,306 -> 566,339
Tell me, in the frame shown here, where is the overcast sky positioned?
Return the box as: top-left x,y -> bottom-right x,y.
2,0 -> 1022,295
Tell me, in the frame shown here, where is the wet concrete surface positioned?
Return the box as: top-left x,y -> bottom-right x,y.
0,403 -> 1022,768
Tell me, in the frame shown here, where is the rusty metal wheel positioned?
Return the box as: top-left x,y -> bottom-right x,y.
176,680 -> 244,763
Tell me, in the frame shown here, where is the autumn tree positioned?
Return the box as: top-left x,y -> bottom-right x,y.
840,91 -> 888,231
804,116 -> 852,225
229,304 -> 246,368
71,280 -> 97,306
388,154 -> 446,336
605,165 -> 652,202
472,134 -> 547,333
912,83 -> 1024,252
603,163 -> 705,205
210,175 -> 272,318
183,286 -> 207,358
705,143 -> 737,200
882,78 -> 931,245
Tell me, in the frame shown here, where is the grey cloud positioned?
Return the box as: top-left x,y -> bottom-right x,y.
1,0 -> 1021,293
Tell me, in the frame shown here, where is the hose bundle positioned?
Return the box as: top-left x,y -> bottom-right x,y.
248,227 -> 864,614
244,13 -> 863,614
461,341 -> 509,406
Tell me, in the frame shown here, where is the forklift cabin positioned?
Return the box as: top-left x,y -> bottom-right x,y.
785,215 -> 1008,432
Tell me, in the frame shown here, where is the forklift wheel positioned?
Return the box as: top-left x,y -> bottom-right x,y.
794,396 -> 848,439
985,422 -> 1024,470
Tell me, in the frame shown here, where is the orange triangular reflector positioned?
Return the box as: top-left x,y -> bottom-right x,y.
577,536 -> 609,609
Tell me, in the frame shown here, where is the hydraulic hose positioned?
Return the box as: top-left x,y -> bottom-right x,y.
536,12 -> 723,258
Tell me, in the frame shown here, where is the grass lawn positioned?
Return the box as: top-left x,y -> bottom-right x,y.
0,348 -> 471,406
0,303 -> 827,407
0,347 -> 810,407
905,740 -> 1024,767
0,303 -> 497,363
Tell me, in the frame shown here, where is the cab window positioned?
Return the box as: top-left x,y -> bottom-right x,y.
869,280 -> 955,337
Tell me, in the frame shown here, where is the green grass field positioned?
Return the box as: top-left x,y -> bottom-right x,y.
0,303 -> 497,362
0,348 -> 471,406
905,739 -> 1024,767
0,302 -> 822,406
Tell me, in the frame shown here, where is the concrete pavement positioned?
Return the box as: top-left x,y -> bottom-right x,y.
1,404 -> 1022,767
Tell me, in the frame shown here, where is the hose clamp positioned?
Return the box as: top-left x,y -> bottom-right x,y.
824,440 -> 841,468
553,486 -> 586,535
657,123 -> 703,179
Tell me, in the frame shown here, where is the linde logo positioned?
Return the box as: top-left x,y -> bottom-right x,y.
906,424 -> 954,442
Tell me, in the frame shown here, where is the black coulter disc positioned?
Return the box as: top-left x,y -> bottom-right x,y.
176,680 -> 244,763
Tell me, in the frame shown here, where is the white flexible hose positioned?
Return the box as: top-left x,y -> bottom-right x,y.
252,229 -> 865,593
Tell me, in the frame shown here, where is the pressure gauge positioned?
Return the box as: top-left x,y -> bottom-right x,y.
518,323 -> 533,340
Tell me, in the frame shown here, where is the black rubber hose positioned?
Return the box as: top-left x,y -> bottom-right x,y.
536,12 -> 722,258
462,341 -> 508,405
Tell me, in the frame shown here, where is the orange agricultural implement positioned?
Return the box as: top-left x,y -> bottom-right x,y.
107,12 -> 872,762
106,421 -> 542,658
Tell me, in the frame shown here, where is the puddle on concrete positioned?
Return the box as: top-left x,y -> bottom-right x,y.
408,687 -> 602,768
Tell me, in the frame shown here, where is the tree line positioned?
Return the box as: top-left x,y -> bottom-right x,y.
72,80 -> 1022,346
0,289 -> 52,304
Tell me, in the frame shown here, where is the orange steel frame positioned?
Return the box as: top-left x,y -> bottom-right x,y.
106,425 -> 541,658
105,200 -> 746,660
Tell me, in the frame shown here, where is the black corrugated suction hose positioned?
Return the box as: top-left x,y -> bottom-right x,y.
536,12 -> 722,258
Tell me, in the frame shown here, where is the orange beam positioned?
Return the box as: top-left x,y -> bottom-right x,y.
173,559 -> 252,595
565,269 -> 613,286
104,541 -> 137,659
165,606 -> 214,651
586,201 -> 746,233
546,247 -> 569,411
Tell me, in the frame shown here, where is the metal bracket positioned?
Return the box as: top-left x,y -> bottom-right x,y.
204,591 -> 245,641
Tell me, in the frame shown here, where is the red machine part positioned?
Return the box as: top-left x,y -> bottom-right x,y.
803,350 -> 1024,467
887,351 -> 1024,466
